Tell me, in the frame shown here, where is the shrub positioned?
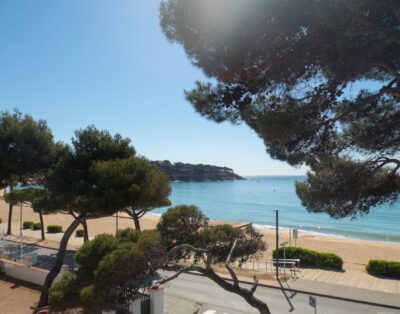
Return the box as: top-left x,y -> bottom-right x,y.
47,225 -> 63,233
272,247 -> 343,270
32,222 -> 42,230
23,221 -> 34,229
0,217 -> 2,224
366,260 -> 400,278
76,229 -> 85,238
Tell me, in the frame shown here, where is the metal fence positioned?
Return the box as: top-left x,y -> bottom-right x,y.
114,288 -> 150,314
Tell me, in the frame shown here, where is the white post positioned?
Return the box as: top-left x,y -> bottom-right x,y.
149,284 -> 164,314
20,203 -> 23,262
129,298 -> 141,314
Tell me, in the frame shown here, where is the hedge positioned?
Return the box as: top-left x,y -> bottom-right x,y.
47,225 -> 63,233
366,260 -> 400,278
23,221 -> 34,229
75,229 -> 85,238
272,247 -> 343,270
32,222 -> 42,230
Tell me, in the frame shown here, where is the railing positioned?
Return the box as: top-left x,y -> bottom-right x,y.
114,288 -> 150,314
237,259 -> 301,278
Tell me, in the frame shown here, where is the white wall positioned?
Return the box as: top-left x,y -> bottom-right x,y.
0,258 -> 65,286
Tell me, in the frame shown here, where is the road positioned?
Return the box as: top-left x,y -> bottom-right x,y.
164,273 -> 400,314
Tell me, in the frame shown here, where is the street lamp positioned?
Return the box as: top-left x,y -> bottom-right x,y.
274,209 -> 279,279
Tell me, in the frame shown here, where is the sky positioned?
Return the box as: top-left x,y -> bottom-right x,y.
0,0 -> 307,176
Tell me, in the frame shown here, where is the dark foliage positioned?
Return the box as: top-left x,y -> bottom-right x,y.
160,0 -> 400,218
47,225 -> 63,233
123,158 -> 171,230
366,260 -> 400,278
153,160 -> 244,181
157,205 -> 209,259
23,221 -> 34,229
50,207 -> 267,313
32,222 -> 42,230
0,110 -> 54,189
273,247 -> 343,270
75,229 -> 85,238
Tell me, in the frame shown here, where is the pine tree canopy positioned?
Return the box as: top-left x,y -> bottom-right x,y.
160,0 -> 400,217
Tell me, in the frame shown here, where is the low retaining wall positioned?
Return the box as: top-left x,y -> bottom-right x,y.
0,258 -> 65,286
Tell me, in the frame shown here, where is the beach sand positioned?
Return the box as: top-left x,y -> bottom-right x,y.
1,199 -> 400,271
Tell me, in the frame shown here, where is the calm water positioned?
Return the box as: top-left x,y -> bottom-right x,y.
153,176 -> 400,242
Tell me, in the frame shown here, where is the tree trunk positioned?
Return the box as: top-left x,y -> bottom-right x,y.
39,210 -> 45,241
133,215 -> 141,231
37,217 -> 83,308
198,267 -> 271,314
82,219 -> 89,242
6,185 -> 14,235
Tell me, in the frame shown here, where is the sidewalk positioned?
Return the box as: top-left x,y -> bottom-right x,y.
286,276 -> 400,308
299,268 -> 400,294
223,272 -> 400,309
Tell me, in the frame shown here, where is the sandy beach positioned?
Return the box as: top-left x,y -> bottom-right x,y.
1,199 -> 400,272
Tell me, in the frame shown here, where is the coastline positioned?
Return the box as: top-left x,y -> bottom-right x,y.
1,200 -> 400,272
148,211 -> 400,245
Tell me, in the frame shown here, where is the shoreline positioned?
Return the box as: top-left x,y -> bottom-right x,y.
147,211 -> 400,245
2,201 -> 400,272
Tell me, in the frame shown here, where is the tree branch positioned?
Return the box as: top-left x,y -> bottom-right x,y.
225,238 -> 240,287
372,63 -> 400,81
158,263 -> 195,285
197,267 -> 270,314
250,275 -> 259,295
166,244 -> 208,257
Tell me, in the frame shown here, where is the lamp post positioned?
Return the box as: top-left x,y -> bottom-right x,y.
20,202 -> 23,262
274,209 -> 279,279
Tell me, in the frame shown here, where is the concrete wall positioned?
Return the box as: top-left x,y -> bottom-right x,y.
0,258 -> 64,286
149,286 -> 164,314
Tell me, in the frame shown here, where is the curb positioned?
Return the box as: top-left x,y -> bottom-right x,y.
185,270 -> 400,310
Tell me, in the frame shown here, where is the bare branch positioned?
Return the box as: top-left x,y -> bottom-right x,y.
197,267 -> 271,314
250,275 -> 259,295
158,264 -> 195,285
166,244 -> 208,257
372,63 -> 400,81
225,238 -> 240,286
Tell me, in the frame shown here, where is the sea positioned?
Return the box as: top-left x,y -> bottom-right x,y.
153,176 -> 400,243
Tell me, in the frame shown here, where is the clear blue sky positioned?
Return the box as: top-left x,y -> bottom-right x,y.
0,0 -> 306,176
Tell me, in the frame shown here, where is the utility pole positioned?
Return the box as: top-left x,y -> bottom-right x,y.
274,209 -> 279,279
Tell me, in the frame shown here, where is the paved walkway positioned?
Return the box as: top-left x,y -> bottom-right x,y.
299,268 -> 400,294
226,272 -> 400,308
239,260 -> 400,295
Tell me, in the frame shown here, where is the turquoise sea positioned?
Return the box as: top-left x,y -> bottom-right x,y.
153,176 -> 400,242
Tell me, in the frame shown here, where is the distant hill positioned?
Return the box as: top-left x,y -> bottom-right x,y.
152,160 -> 245,182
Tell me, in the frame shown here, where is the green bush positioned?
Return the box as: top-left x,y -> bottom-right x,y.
75,229 -> 85,238
23,221 -> 34,229
47,225 -> 63,233
32,222 -> 42,230
366,260 -> 400,278
272,247 -> 343,270
0,217 -> 2,224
